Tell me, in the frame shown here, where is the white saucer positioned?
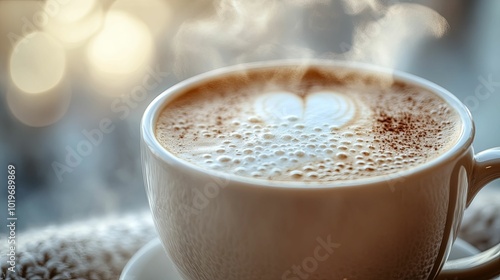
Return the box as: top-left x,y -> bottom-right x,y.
120,238 -> 480,280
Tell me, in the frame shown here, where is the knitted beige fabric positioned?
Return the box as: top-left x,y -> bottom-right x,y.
1,211 -> 156,280
1,193 -> 499,280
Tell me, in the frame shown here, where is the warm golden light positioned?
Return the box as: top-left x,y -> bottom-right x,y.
109,0 -> 171,36
44,0 -> 103,45
86,11 -> 153,75
7,82 -> 71,127
0,1 -> 40,57
10,31 -> 66,94
44,0 -> 96,23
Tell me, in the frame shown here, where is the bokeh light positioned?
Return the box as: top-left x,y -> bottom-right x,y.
0,1 -> 41,63
7,81 -> 71,127
45,0 -> 96,23
44,0 -> 103,45
109,0 -> 171,36
86,11 -> 153,76
10,31 -> 66,94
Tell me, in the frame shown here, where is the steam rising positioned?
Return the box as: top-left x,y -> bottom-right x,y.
339,2 -> 449,68
173,0 -> 448,78
173,0 -> 317,78
4,0 -> 449,127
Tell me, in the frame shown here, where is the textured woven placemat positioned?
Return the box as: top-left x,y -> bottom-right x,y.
1,192 -> 499,280
0,212 -> 156,280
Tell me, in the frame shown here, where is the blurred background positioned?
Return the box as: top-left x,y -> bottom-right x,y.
0,0 -> 499,232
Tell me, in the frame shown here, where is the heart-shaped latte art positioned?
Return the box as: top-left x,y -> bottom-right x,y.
254,91 -> 356,127
158,77 -> 459,183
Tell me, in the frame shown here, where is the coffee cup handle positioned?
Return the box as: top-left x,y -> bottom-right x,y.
437,148 -> 500,280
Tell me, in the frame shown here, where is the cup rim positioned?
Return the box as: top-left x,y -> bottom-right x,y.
141,59 -> 474,189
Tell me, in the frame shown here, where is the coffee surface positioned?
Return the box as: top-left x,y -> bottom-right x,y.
155,65 -> 461,182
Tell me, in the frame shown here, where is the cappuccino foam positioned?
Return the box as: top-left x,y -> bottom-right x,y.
155,66 -> 461,182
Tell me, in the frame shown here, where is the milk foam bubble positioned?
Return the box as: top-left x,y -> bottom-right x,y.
155,66 -> 462,182
254,91 -> 357,128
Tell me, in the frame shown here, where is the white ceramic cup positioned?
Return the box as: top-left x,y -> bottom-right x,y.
141,60 -> 500,280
